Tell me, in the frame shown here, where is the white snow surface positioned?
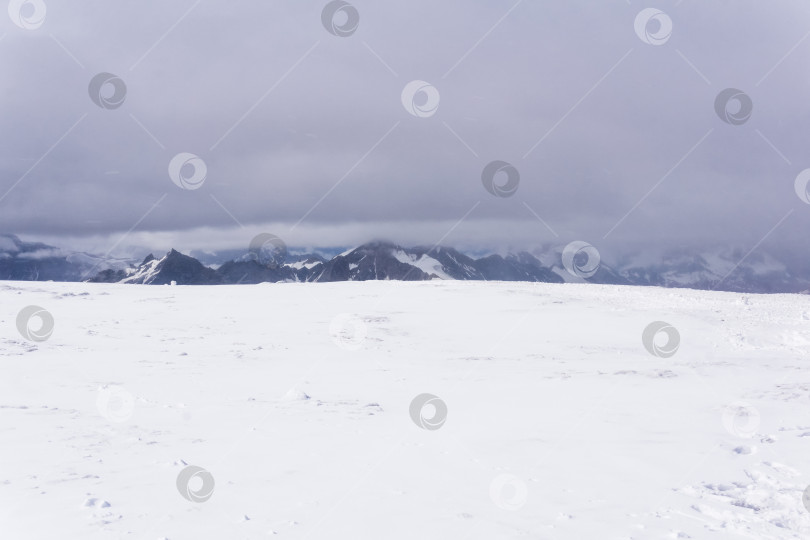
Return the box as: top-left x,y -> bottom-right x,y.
286,260 -> 322,271
1,280 -> 809,539
120,257 -> 162,284
392,249 -> 452,279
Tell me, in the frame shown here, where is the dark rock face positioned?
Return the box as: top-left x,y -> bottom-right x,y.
313,241 -> 431,282
87,268 -> 128,283
216,253 -> 327,284
121,249 -> 221,285
214,260 -> 288,284
473,253 -> 564,283
113,250 -> 328,285
414,246 -> 485,280
150,249 -> 221,285
582,265 -> 632,286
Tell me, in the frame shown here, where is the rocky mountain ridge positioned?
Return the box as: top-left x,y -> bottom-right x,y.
2,234 -> 808,293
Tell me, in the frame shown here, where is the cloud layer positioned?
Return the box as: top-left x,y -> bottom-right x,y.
2,0 -> 809,259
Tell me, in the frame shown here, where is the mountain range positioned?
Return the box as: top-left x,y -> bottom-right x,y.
1,234 -> 807,293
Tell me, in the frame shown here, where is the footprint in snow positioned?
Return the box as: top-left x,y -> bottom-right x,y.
82,497 -> 111,508
282,388 -> 311,401
733,445 -> 756,455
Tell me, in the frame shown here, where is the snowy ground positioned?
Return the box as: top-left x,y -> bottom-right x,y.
1,280 -> 810,539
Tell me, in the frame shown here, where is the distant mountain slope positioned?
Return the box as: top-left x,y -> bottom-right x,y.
474,252 -> 564,283
5,234 -> 809,293
617,249 -> 799,294
0,234 -> 128,282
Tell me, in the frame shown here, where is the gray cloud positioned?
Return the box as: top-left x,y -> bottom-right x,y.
1,0 -> 809,259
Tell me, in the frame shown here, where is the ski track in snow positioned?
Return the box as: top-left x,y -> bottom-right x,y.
0,280 -> 809,539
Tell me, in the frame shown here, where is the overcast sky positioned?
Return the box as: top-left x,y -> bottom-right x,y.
2,0 -> 810,259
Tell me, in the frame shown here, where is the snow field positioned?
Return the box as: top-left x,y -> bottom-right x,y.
1,280 -> 809,539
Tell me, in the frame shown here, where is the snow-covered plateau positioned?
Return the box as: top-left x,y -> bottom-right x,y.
1,280 -> 809,539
